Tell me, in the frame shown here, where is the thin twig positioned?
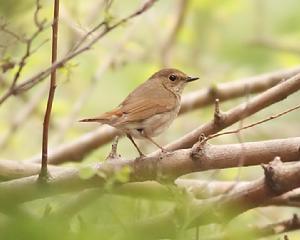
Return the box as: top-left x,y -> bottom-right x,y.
39,0 -> 60,180
206,103 -> 300,142
0,0 -> 48,98
53,24 -> 136,143
0,23 -> 26,43
0,0 -> 158,105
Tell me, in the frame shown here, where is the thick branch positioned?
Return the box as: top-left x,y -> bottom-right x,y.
0,137 -> 299,204
0,160 -> 66,180
131,160 -> 300,239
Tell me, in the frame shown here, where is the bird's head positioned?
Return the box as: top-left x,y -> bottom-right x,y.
150,68 -> 199,95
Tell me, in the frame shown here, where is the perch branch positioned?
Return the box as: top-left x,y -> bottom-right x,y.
0,137 -> 298,204
152,72 -> 300,155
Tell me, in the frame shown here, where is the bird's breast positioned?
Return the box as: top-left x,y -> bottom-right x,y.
123,105 -> 180,139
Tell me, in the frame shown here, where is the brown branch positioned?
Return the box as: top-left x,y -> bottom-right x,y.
206,102 -> 300,141
39,0 -> 60,180
268,187 -> 300,207
28,66 -> 300,165
190,160 -> 300,225
3,159 -> 300,209
0,137 -> 299,205
129,160 -> 300,239
0,160 -> 66,180
0,0 -> 48,97
0,23 -> 26,43
30,125 -> 120,164
179,66 -> 300,114
0,0 -> 158,105
154,71 -> 300,156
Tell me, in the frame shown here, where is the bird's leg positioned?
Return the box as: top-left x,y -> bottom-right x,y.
144,135 -> 167,153
126,134 -> 145,158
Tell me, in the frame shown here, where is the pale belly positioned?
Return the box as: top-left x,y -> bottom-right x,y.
118,107 -> 180,139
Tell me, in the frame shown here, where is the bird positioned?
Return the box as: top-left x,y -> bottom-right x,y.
79,68 -> 199,157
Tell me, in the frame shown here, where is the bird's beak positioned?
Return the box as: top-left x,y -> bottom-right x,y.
186,76 -> 199,82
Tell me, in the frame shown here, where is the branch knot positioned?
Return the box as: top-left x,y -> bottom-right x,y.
190,134 -> 208,162
262,157 -> 284,194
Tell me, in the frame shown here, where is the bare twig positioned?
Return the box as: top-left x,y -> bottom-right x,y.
53,24 -> 136,144
213,98 -> 224,124
39,0 -> 60,180
0,0 -> 48,95
0,0 -> 158,105
206,103 -> 300,141
105,136 -> 121,161
0,23 -> 26,43
34,0 -> 46,29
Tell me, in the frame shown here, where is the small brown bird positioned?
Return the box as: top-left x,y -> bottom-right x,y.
80,68 -> 199,157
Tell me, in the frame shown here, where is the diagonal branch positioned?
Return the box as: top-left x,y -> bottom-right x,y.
129,160 -> 300,239
153,72 -> 300,155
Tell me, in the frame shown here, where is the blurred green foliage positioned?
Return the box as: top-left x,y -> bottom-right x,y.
0,0 -> 300,239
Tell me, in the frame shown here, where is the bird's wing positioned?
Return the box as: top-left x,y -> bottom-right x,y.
80,78 -> 178,124
113,97 -> 177,125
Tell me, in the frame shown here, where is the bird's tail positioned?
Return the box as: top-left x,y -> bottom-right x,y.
78,117 -> 107,123
79,110 -> 118,124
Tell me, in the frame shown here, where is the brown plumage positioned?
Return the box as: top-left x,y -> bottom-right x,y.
80,68 -> 199,157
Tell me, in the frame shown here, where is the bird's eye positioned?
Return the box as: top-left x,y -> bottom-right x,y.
169,74 -> 177,81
